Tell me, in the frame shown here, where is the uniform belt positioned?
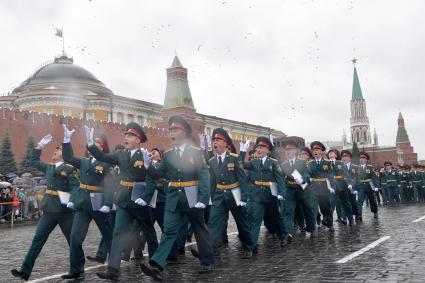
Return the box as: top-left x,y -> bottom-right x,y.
217,182 -> 240,190
381,182 -> 387,185
360,179 -> 372,183
156,182 -> 164,187
334,176 -> 344,180
169,180 -> 199,187
287,181 -> 297,185
311,178 -> 327,182
413,181 -> 422,183
387,180 -> 397,183
401,181 -> 407,183
120,180 -> 145,188
254,181 -> 271,187
45,189 -> 59,196
80,184 -> 102,192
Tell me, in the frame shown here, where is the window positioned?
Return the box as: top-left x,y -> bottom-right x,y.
63,107 -> 71,117
137,116 -> 144,126
104,114 -> 111,122
117,113 -> 124,124
128,114 -> 134,122
43,108 -> 53,115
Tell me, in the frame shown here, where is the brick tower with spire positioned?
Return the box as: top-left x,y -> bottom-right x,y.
395,112 -> 417,165
156,55 -> 205,139
350,61 -> 372,146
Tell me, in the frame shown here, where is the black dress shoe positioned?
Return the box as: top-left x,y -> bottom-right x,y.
286,234 -> 293,243
280,240 -> 286,247
213,249 -> 220,256
166,255 -> 178,264
242,250 -> 252,259
190,247 -> 200,258
252,247 -> 258,254
61,273 -> 82,279
198,265 -> 213,274
339,218 -> 347,225
349,219 -> 354,226
96,267 -> 119,281
140,262 -> 163,281
86,255 -> 106,264
374,213 -> 378,219
11,269 -> 29,281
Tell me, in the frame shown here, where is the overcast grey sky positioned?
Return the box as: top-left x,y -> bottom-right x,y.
0,0 -> 423,158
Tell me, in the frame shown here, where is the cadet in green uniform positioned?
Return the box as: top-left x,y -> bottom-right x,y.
207,128 -> 254,258
11,134 -> 79,281
328,149 -> 354,226
379,161 -> 400,205
140,116 -> 213,281
87,122 -> 158,281
340,150 -> 360,221
240,137 -> 287,249
411,164 -> 424,202
60,125 -> 113,279
307,141 -> 334,231
281,141 -> 315,239
355,152 -> 379,220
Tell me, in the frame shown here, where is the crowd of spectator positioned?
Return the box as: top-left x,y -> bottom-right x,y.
0,173 -> 46,224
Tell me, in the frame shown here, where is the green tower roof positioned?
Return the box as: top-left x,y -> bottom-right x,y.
163,56 -> 195,109
352,67 -> 364,100
396,112 -> 410,144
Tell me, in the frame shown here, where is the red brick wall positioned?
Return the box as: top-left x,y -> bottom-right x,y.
0,108 -> 172,166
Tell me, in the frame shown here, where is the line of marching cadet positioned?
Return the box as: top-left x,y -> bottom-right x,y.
10,115 -> 425,282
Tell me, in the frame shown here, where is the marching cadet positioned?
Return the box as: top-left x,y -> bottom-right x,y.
60,125 -> 113,280
328,149 -> 354,226
379,161 -> 400,205
411,163 -> 424,202
307,141 -> 334,231
140,116 -> 213,281
340,150 -> 360,221
11,134 -> 80,281
240,136 -> 287,249
206,128 -> 255,258
86,122 -> 158,281
355,152 -> 379,220
399,166 -> 411,202
281,141 -> 315,239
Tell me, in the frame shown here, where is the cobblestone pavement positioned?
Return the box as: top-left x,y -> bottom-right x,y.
2,203 -> 425,282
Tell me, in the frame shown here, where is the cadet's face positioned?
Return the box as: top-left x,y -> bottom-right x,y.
151,150 -> 161,161
385,165 -> 391,170
342,155 -> 351,163
285,146 -> 297,159
212,138 -> 226,155
359,156 -> 367,164
328,151 -> 337,160
299,151 -> 309,161
124,134 -> 140,150
256,145 -> 269,158
51,148 -> 63,161
312,147 -> 323,159
169,128 -> 185,146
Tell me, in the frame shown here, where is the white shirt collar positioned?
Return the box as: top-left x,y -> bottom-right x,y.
91,157 -> 96,163
346,162 -> 351,167
261,156 -> 267,164
130,148 -> 138,158
289,158 -> 296,164
217,151 -> 226,161
55,161 -> 64,168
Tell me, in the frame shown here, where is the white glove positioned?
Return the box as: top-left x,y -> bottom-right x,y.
206,135 -> 212,151
329,188 -> 335,194
277,195 -> 284,200
398,185 -> 401,188
143,150 -> 152,168
239,140 -> 251,152
374,187 -> 379,192
63,124 -> 75,143
348,184 -> 353,190
194,202 -> 206,209
134,198 -> 147,206
238,201 -> 247,207
38,134 -> 53,149
353,190 -> 358,195
199,133 -> 206,150
99,205 -> 110,213
295,178 -> 304,185
66,202 -> 74,209
84,125 -> 94,146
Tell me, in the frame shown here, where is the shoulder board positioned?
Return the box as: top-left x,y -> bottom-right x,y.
65,164 -> 74,168
190,145 -> 201,151
324,158 -> 330,161
208,156 -> 215,162
229,152 -> 239,158
164,148 -> 173,153
49,162 -> 55,165
269,157 -> 278,162
307,160 -> 314,164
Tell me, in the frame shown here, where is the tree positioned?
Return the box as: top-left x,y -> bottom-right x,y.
0,134 -> 18,174
352,142 -> 360,164
19,136 -> 38,175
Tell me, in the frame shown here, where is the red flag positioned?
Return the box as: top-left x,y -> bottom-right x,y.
55,28 -> 63,38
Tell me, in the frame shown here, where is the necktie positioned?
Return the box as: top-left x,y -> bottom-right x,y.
218,156 -> 223,167
317,160 -> 320,166
290,160 -> 294,167
176,148 -> 181,159
260,159 -> 264,168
